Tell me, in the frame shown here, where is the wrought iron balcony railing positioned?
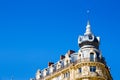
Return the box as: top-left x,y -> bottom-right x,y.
75,72 -> 107,80
39,58 -> 106,80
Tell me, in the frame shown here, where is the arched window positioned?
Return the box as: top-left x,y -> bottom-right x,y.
65,60 -> 69,66
90,53 -> 94,61
57,61 -> 61,69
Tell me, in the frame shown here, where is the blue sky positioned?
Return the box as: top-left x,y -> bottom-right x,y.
0,0 -> 120,80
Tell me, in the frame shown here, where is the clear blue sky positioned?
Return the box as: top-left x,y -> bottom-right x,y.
0,0 -> 120,80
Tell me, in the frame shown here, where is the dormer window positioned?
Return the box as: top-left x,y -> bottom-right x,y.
43,69 -> 48,77
57,61 -> 62,69
39,75 -> 42,79
79,54 -> 81,57
58,65 -> 60,68
50,65 -> 55,73
66,60 -> 68,65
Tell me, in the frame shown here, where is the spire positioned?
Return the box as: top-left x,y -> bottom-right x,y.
84,20 -> 92,35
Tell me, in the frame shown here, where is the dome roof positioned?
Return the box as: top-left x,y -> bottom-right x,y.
78,21 -> 100,48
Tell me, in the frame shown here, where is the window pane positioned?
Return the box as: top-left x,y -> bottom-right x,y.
78,68 -> 81,73
90,53 -> 94,61
90,66 -> 96,72
64,72 -> 70,78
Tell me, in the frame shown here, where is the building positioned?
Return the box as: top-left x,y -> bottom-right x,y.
32,21 -> 113,80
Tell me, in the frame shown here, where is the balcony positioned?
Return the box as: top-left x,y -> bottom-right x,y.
39,58 -> 105,79
63,77 -> 70,80
75,58 -> 105,63
75,72 -> 106,80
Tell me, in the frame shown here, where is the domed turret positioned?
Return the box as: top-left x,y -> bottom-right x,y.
78,21 -> 100,48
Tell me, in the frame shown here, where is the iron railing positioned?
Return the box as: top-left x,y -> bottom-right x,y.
39,58 -> 106,80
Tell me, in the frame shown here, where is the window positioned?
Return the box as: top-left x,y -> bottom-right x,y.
66,60 -> 68,65
88,35 -> 93,40
79,54 -> 81,58
40,75 -> 42,78
79,54 -> 81,57
90,53 -> 94,61
90,66 -> 96,72
64,72 -> 70,78
78,68 -> 82,73
66,72 -> 70,77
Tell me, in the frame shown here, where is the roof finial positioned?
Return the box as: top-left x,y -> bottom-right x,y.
87,20 -> 90,25
84,9 -> 92,35
84,20 -> 92,35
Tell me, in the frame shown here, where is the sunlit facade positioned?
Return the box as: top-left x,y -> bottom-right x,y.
31,21 -> 112,80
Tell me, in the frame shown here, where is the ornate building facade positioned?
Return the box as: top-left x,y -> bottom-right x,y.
31,21 -> 112,80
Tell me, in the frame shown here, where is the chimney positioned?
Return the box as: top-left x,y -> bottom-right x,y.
60,55 -> 65,60
48,62 -> 54,66
68,50 -> 75,56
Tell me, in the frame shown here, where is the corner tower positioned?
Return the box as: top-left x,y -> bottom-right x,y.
77,21 -> 112,80
31,21 -> 113,80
